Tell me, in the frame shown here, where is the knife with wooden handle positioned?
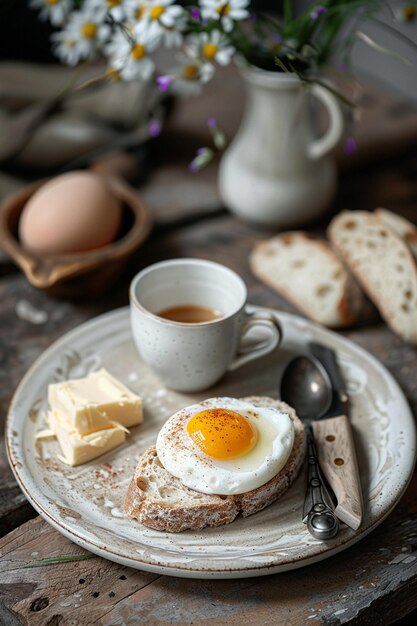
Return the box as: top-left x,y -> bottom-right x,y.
309,342 -> 363,531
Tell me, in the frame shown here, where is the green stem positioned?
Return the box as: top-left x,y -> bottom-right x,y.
23,554 -> 96,568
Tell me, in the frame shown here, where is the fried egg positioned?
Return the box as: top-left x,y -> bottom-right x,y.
155,397 -> 294,495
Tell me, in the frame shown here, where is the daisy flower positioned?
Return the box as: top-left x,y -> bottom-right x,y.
52,2 -> 111,65
105,27 -> 159,80
30,0 -> 73,27
187,30 -> 235,66
394,3 -> 417,22
125,0 -> 149,23
141,0 -> 184,39
170,65 -> 211,94
161,53 -> 215,95
199,0 -> 250,33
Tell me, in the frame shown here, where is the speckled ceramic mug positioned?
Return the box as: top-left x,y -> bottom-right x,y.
129,259 -> 282,392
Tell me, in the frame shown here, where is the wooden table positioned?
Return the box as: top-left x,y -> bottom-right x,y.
1,66 -> 417,625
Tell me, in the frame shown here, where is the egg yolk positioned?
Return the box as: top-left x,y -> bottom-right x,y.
186,408 -> 258,460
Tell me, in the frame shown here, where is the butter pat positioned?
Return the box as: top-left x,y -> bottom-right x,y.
48,368 -> 143,435
47,411 -> 126,466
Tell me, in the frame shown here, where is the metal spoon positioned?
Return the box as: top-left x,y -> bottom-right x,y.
281,355 -> 332,421
280,356 -> 340,540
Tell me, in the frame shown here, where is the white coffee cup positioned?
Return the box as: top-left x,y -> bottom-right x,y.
129,258 -> 281,392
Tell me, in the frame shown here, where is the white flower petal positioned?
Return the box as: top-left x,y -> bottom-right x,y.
230,9 -> 249,19
222,16 -> 234,32
200,62 -> 215,83
215,47 -> 234,65
211,30 -> 222,43
168,6 -> 184,17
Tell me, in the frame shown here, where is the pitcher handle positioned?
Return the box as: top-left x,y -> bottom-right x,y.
308,84 -> 344,160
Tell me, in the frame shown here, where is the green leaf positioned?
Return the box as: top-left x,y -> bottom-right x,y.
284,0 -> 292,25
23,554 -> 96,568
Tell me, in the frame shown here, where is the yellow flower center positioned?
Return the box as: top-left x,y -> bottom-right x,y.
216,3 -> 231,16
182,64 -> 199,80
150,5 -> 165,20
47,0 -> 59,6
202,43 -> 218,60
136,5 -> 145,19
82,22 -> 97,39
402,5 -> 416,21
107,0 -> 122,7
131,43 -> 146,59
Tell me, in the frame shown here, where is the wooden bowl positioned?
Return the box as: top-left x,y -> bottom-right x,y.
0,176 -> 152,298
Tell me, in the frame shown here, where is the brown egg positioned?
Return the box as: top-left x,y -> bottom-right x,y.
19,171 -> 122,256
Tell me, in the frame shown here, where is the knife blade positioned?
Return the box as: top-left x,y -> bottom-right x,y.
308,342 -> 363,531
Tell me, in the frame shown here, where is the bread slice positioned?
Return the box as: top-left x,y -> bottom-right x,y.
375,208 -> 417,260
124,397 -> 306,532
250,232 -> 364,328
328,210 -> 417,344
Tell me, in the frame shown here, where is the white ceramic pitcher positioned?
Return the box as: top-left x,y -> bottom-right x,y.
218,67 -> 344,227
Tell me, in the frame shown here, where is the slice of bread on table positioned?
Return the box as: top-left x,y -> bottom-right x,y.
124,397 -> 306,533
328,210 -> 417,344
375,208 -> 417,260
250,232 -> 364,328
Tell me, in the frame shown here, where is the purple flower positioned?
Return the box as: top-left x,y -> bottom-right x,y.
201,18 -> 208,26
310,5 -> 327,20
148,119 -> 162,138
338,62 -> 347,73
188,162 -> 199,173
157,75 -> 173,92
272,34 -> 282,44
249,11 -> 256,22
190,7 -> 200,20
207,117 -> 217,129
343,136 -> 357,155
189,147 -> 214,172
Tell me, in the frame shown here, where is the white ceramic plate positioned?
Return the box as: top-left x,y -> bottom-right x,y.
6,307 -> 416,579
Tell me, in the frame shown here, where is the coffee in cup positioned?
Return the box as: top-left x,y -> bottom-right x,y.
129,258 -> 281,392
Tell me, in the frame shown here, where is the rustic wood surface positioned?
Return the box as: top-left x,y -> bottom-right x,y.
1,64 -> 417,625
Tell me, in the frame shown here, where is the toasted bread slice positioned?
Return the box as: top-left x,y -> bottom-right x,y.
375,208 -> 417,260
124,397 -> 306,532
250,232 -> 364,328
328,210 -> 417,344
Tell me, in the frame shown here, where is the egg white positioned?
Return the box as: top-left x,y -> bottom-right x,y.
155,397 -> 295,496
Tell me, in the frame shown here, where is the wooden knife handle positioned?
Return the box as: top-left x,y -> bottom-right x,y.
311,414 -> 363,530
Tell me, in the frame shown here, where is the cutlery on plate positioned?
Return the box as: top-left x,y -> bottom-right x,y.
280,354 -> 339,540
303,429 -> 340,540
308,342 -> 363,531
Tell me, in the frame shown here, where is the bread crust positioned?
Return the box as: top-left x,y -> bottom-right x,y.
124,397 -> 306,532
375,208 -> 417,259
328,210 -> 417,344
250,232 -> 363,328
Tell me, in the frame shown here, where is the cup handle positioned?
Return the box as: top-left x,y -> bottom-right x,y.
307,83 -> 344,160
228,311 -> 282,371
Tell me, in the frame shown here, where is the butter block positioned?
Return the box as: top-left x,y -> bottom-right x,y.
47,411 -> 126,466
48,368 -> 143,435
